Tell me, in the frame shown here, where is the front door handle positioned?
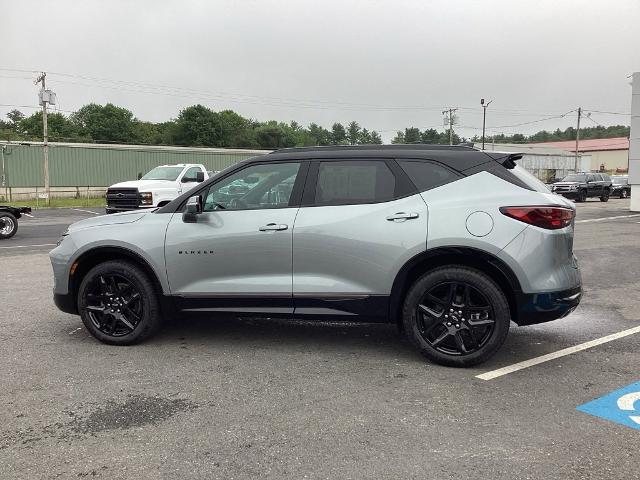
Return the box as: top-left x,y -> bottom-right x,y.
259,223 -> 288,231
386,212 -> 419,221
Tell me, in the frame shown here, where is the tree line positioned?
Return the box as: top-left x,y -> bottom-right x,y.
0,104 -> 382,149
0,103 -> 630,149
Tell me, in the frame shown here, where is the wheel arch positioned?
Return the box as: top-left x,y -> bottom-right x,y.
389,246 -> 521,325
69,246 -> 165,311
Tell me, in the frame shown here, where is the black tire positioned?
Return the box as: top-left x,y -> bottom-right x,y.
576,190 -> 587,203
600,190 -> 610,202
621,189 -> 628,199
402,266 -> 510,367
0,212 -> 18,239
77,260 -> 162,345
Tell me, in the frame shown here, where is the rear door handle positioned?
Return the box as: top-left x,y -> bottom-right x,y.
259,223 -> 288,231
386,212 -> 419,221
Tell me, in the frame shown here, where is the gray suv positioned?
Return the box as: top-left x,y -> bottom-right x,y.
50,145 -> 582,366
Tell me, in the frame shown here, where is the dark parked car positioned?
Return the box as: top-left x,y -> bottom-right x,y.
551,172 -> 612,202
611,175 -> 631,198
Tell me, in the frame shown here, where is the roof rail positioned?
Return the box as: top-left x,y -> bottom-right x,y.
271,144 -> 478,154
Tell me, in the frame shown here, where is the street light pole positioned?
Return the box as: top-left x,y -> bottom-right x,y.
481,98 -> 492,151
35,72 -> 50,205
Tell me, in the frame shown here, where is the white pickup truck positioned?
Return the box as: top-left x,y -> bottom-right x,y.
105,164 -> 209,214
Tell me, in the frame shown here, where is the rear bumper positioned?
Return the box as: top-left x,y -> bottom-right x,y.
54,292 -> 77,315
514,286 -> 582,326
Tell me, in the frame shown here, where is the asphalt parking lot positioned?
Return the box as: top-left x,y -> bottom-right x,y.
1,200 -> 640,479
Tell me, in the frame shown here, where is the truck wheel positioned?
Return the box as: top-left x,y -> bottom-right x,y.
77,260 -> 162,345
600,190 -> 610,202
576,190 -> 587,203
402,266 -> 510,367
0,212 -> 18,239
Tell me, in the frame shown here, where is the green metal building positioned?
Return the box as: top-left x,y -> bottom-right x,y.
0,141 -> 269,188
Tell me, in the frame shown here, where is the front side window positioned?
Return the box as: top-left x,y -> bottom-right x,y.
182,167 -> 201,182
203,162 -> 300,211
314,161 -> 396,205
587,175 -> 596,182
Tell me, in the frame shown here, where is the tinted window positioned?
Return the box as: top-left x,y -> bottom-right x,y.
315,161 -> 395,205
587,175 -> 596,182
594,174 -> 603,181
562,174 -> 586,182
397,160 -> 460,192
203,162 -> 300,211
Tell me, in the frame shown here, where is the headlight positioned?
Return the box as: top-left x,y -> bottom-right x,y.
140,192 -> 153,205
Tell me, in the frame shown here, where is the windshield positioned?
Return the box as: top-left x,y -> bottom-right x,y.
561,174 -> 586,182
611,177 -> 627,185
141,166 -> 184,181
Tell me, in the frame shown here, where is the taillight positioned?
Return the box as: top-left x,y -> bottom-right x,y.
500,206 -> 574,230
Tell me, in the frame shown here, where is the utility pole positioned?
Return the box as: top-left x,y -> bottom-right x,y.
480,98 -> 492,150
442,107 -> 458,145
575,107 -> 582,172
35,72 -> 50,205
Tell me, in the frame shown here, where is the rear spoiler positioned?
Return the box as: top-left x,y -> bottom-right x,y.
483,151 -> 523,169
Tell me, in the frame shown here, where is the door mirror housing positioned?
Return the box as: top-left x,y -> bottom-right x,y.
196,171 -> 205,183
183,195 -> 202,223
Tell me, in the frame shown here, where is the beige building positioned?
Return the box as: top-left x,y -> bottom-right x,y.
532,137 -> 629,173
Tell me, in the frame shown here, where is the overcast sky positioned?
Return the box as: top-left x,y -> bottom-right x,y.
1,0 -> 639,142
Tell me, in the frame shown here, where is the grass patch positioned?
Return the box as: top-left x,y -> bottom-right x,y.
1,197 -> 106,209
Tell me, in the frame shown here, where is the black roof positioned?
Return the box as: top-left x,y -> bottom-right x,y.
258,143 -> 510,172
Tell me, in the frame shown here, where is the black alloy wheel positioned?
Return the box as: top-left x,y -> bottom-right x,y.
416,282 -> 495,356
78,260 -> 162,345
402,266 -> 510,367
85,273 -> 143,336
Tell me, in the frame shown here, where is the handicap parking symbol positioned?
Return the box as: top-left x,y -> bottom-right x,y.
577,380 -> 640,430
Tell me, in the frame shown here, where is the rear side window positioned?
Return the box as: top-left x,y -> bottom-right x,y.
315,161 -> 395,205
397,160 -> 460,192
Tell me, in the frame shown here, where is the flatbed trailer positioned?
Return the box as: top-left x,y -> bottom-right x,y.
0,206 -> 32,239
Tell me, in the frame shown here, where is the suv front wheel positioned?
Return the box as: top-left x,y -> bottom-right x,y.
77,260 -> 162,345
402,266 -> 510,367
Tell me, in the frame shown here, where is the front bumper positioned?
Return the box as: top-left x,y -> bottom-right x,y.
106,205 -> 151,213
553,190 -> 579,199
54,292 -> 77,315
514,286 -> 582,326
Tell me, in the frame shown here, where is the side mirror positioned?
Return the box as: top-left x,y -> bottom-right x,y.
183,195 -> 202,223
181,176 -> 194,183
196,171 -> 205,183
137,172 -> 143,180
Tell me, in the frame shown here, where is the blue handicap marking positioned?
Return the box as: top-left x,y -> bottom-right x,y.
577,380 -> 640,430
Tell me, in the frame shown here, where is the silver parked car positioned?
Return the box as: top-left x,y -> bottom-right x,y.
50,145 -> 582,366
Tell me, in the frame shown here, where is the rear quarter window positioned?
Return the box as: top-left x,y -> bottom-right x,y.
510,165 -> 552,193
397,160 -> 460,192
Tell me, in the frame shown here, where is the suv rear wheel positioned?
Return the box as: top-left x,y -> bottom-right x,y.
600,189 -> 610,202
402,266 -> 510,367
77,260 -> 162,345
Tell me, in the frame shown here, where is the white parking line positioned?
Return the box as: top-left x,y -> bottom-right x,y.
576,214 -> 640,223
476,325 -> 640,381
71,208 -> 100,215
0,243 -> 56,249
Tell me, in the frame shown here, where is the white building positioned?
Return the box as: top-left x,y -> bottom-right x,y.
473,143 -> 591,183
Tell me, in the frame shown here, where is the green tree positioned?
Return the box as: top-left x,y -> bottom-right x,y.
404,127 -> 421,143
7,109 -> 24,129
331,123 -> 347,145
254,121 -> 297,149
20,111 -> 83,141
71,103 -> 136,142
170,104 -> 222,146
307,123 -> 331,146
369,131 -> 383,144
347,121 -> 361,145
391,131 -> 405,144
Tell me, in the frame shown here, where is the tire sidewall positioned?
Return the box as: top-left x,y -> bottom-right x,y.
402,266 -> 510,367
77,260 -> 160,345
0,213 -> 18,239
